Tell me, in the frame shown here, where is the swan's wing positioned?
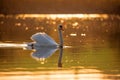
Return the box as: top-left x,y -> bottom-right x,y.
43,33 -> 58,45
31,32 -> 58,46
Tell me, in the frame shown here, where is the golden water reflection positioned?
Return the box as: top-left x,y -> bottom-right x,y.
0,43 -> 27,48
0,69 -> 119,80
0,14 -> 120,80
0,14 -> 109,19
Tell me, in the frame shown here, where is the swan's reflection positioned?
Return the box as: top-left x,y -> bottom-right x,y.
58,48 -> 63,67
31,47 -> 57,59
30,47 -> 63,67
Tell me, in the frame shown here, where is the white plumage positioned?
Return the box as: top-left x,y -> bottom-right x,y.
31,32 -> 58,47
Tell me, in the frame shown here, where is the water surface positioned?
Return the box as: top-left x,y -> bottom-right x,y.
0,14 -> 120,80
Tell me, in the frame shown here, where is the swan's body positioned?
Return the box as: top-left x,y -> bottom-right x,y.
26,25 -> 63,49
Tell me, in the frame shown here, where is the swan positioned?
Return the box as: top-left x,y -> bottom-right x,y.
26,25 -> 63,49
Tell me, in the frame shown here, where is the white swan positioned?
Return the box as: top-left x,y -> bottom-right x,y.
26,25 -> 63,49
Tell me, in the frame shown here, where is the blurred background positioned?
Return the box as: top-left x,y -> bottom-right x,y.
0,0 -> 120,14
0,0 -> 120,80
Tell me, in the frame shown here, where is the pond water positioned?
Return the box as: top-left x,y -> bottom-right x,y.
0,14 -> 120,80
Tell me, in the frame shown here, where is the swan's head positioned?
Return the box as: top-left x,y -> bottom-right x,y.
58,24 -> 63,31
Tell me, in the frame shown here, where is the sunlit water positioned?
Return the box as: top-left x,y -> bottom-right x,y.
0,14 -> 120,80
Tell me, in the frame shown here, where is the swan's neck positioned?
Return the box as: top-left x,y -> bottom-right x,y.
58,29 -> 63,47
